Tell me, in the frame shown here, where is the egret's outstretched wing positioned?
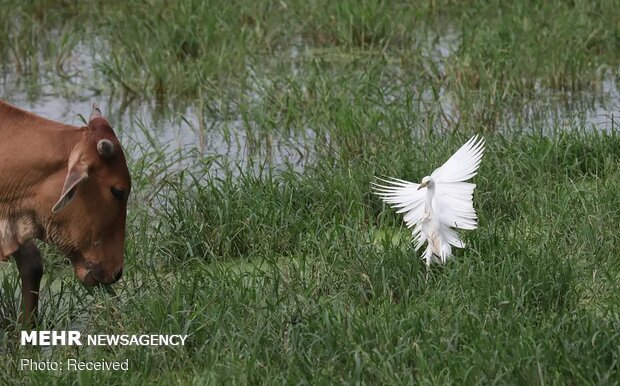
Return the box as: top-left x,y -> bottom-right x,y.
371,177 -> 425,229
431,135 -> 485,183
431,136 -> 484,230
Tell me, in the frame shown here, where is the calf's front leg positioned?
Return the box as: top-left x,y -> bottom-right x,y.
14,241 -> 43,326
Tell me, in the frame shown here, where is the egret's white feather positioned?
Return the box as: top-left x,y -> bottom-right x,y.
431,135 -> 485,183
373,135 -> 485,266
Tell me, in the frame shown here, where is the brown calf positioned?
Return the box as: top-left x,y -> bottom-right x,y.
0,100 -> 131,325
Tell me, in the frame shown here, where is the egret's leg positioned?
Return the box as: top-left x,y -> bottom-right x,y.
421,211 -> 431,222
422,246 -> 432,282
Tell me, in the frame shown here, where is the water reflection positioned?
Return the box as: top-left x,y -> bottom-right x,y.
0,35 -> 618,172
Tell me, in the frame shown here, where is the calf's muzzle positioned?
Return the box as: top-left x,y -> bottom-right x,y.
75,262 -> 123,287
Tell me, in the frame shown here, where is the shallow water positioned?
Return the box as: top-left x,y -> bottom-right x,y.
1,74 -> 319,173
1,32 -> 619,170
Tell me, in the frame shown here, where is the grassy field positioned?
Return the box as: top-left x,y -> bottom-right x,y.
1,0 -> 620,384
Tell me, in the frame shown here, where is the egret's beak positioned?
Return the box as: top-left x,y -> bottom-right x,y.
417,182 -> 427,190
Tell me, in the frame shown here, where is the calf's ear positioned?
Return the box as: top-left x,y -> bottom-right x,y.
52,162 -> 89,213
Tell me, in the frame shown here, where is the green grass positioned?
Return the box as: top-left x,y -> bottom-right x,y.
1,0 -> 620,384
2,130 -> 620,384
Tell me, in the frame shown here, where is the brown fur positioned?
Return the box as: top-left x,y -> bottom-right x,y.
0,100 -> 131,325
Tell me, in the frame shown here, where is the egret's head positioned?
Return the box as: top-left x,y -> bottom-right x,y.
418,176 -> 433,190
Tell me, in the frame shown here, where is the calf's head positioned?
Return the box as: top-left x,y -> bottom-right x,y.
48,106 -> 131,287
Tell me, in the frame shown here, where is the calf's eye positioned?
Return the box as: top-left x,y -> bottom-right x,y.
111,187 -> 125,201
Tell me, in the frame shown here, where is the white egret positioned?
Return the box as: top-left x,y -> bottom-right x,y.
372,135 -> 485,266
